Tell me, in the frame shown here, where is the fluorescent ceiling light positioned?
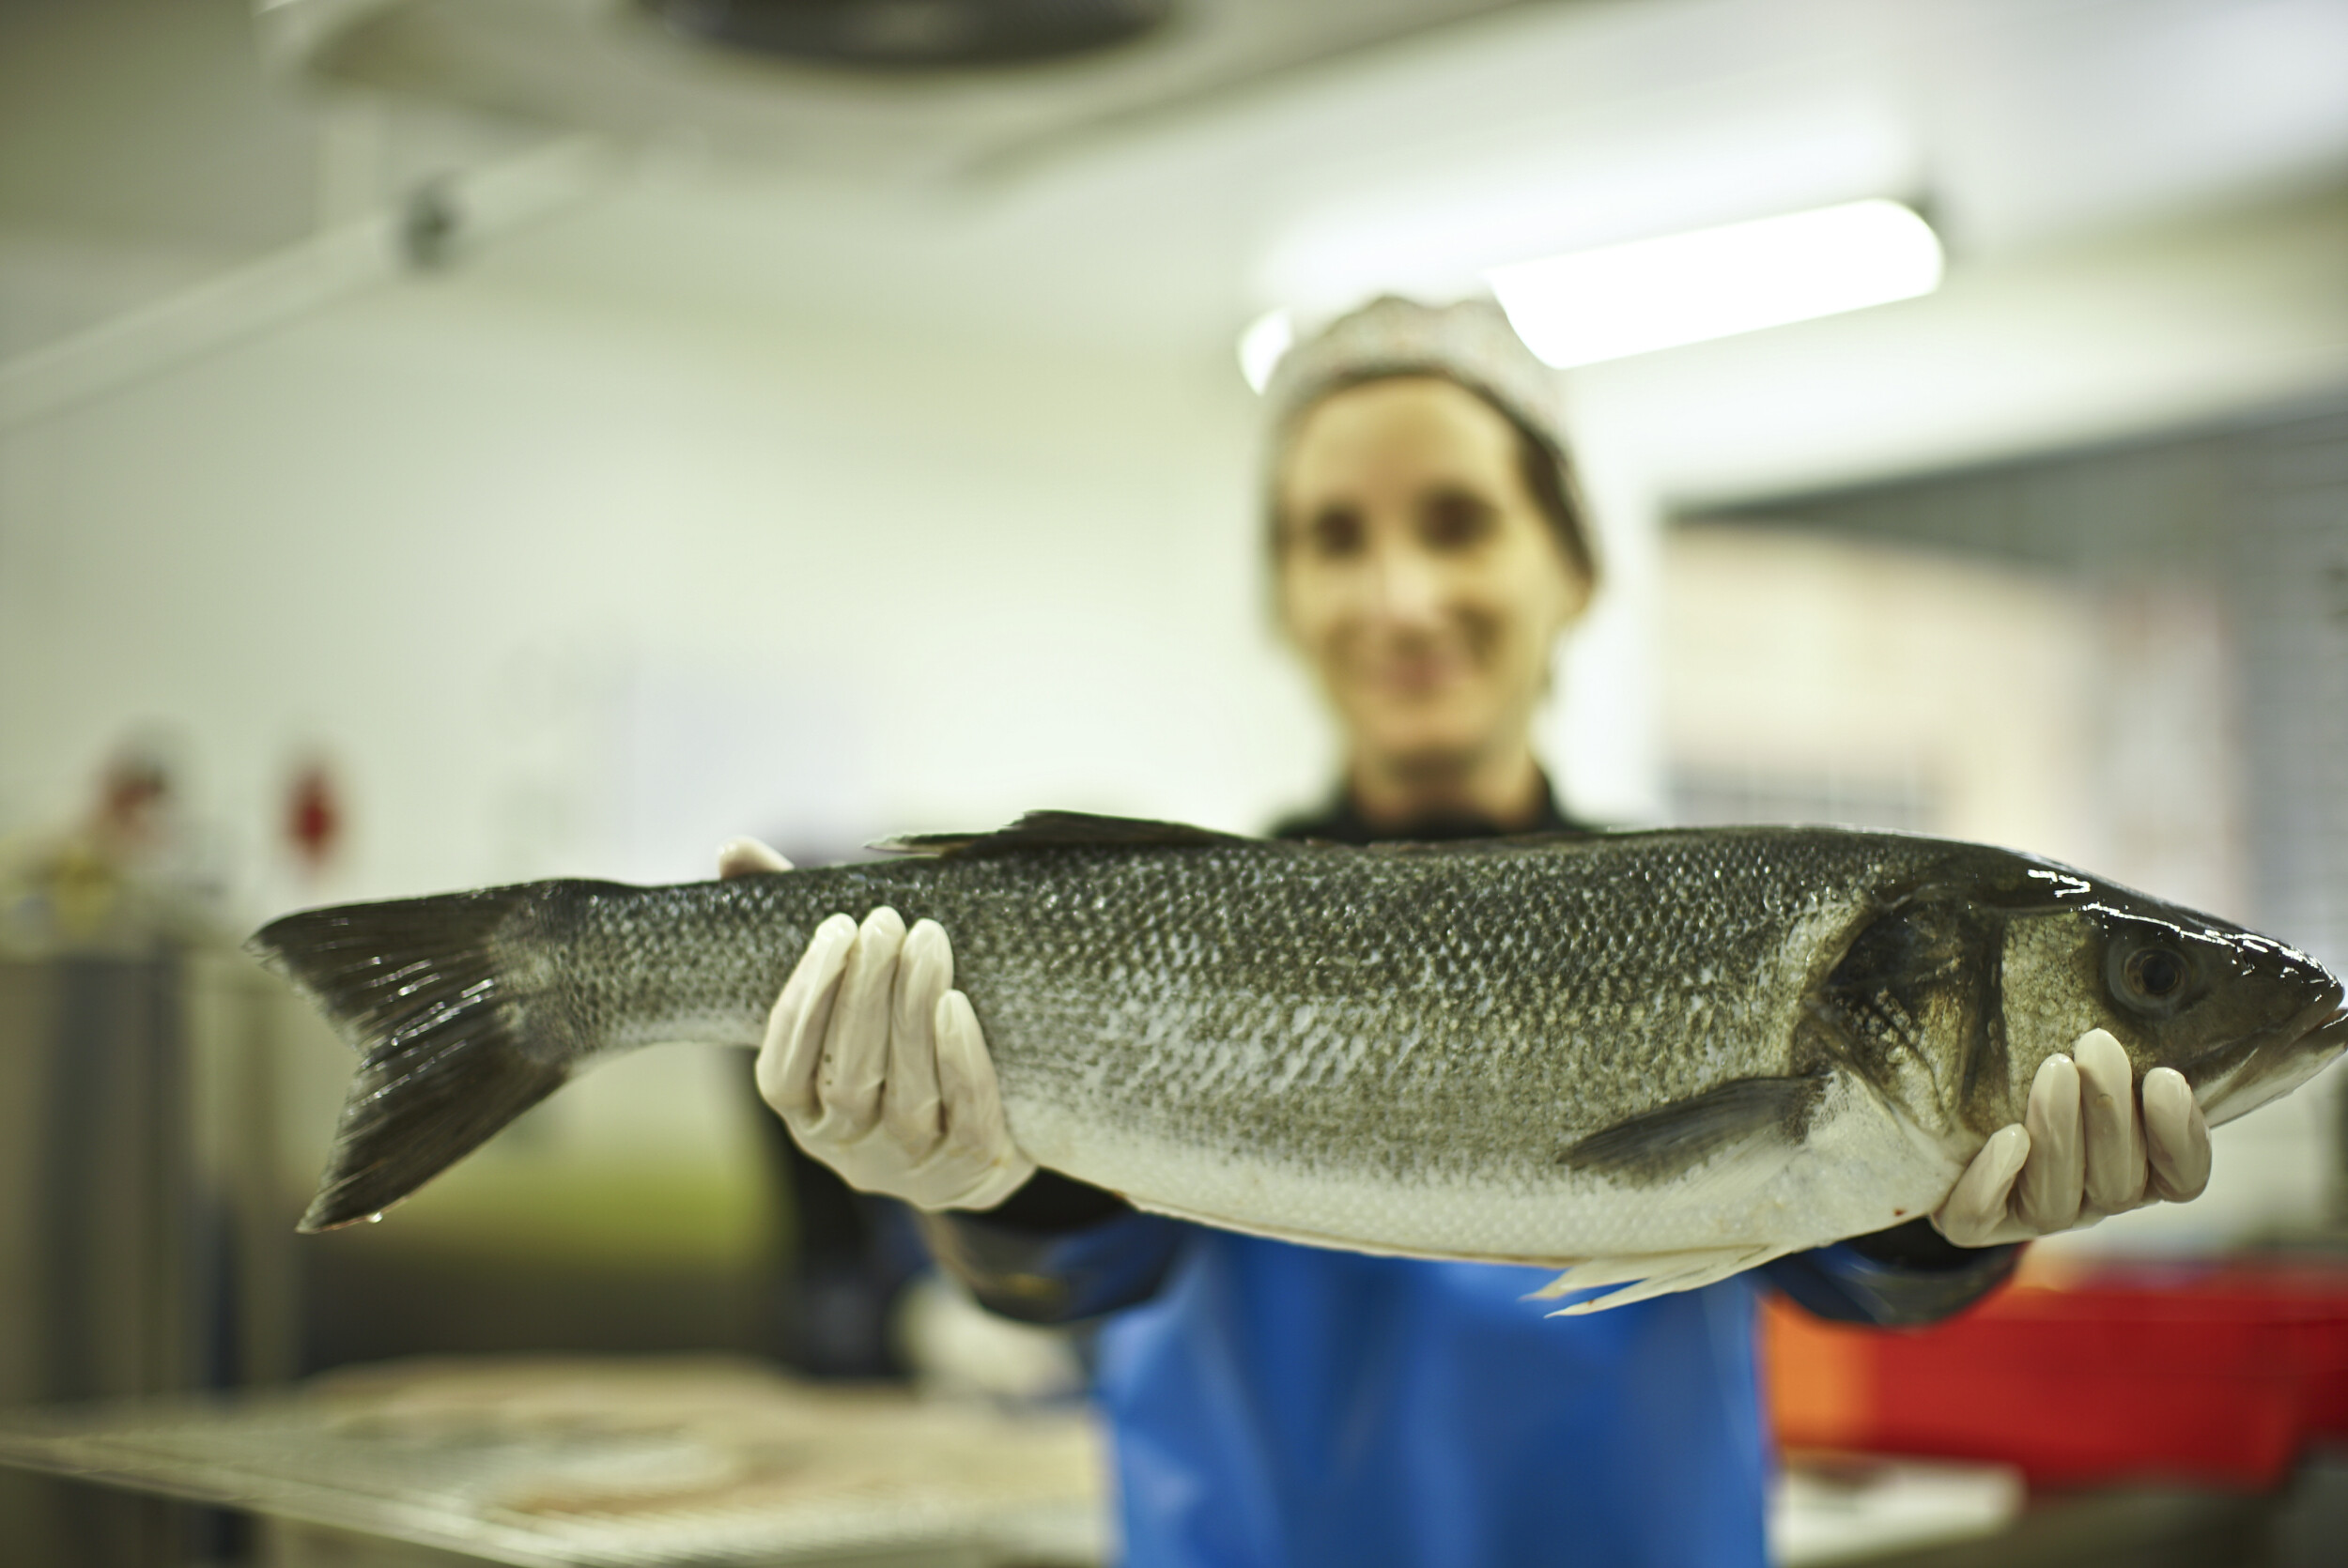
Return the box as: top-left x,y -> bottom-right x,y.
1487,199 -> 1942,369
1239,307 -> 1295,393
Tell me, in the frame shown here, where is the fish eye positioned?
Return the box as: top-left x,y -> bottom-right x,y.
2108,940 -> 2199,1015
2128,948 -> 2186,998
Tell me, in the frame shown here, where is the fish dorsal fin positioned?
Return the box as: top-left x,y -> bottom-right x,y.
873,810 -> 1258,859
1349,830 -> 1603,856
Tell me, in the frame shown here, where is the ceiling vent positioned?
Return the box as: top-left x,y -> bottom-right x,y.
644,0 -> 1174,70
260,0 -> 1534,185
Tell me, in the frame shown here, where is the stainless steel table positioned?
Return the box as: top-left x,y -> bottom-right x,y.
0,1357 -> 1105,1567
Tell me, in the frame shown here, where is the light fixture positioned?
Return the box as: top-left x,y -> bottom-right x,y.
1486,199 -> 1942,369
1238,306 -> 1295,394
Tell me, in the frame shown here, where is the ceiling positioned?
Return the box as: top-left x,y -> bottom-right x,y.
265,0 -> 2348,259
248,0 -> 2348,346
8,0 -> 2348,499
259,0 -> 1544,188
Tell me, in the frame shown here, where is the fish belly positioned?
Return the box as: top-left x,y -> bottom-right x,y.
1004,1064 -> 1966,1265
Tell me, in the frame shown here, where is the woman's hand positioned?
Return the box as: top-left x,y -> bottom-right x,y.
719,838 -> 1034,1212
1933,1028 -> 2214,1248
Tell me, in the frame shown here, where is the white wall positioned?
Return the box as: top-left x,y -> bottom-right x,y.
0,190 -> 1661,917
0,246 -> 1250,907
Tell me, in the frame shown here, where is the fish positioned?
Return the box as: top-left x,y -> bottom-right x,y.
250,812 -> 2348,1312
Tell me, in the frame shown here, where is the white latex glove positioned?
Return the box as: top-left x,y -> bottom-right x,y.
1934,1027 -> 2214,1247
719,838 -> 1035,1212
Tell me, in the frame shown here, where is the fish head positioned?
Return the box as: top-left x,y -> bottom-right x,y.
1806,846 -> 2344,1142
1992,865 -> 2345,1130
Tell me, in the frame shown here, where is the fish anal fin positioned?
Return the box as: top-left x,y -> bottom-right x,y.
1526,1253 -> 1674,1299
873,810 -> 1256,858
1540,1244 -> 1796,1314
1557,1072 -> 1828,1186
1524,1247 -> 1768,1300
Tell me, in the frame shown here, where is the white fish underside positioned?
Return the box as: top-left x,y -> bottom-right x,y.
1012,1072 -> 1967,1269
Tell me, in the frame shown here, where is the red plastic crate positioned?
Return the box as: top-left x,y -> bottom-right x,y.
1765,1258 -> 2348,1488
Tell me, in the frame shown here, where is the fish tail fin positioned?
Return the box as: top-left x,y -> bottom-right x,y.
248,884 -> 572,1233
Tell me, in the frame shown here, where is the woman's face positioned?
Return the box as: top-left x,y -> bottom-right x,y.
1274,377 -> 1590,779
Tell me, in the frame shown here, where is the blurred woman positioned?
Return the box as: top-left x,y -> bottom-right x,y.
720,298 -> 2211,1567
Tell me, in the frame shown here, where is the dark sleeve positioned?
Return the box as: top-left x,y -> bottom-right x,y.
915,1171 -> 1188,1325
1763,1219 -> 2023,1327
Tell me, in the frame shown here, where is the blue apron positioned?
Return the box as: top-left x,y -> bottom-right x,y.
1094,1230 -> 1772,1568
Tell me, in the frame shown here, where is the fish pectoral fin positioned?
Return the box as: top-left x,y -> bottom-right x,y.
1556,1071 -> 1830,1191
1527,1244 -> 1795,1314
872,810 -> 1257,858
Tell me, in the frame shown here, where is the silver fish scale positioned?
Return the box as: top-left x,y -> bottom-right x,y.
537,829 -> 1948,1184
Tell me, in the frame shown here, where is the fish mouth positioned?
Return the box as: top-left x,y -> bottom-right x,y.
2191,993 -> 2348,1128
